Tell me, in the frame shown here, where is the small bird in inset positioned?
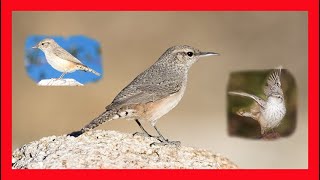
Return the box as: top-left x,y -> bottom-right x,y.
228,67 -> 286,136
68,45 -> 219,146
33,38 -> 100,79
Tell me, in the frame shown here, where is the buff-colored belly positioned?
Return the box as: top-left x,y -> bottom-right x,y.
45,53 -> 77,73
135,86 -> 186,126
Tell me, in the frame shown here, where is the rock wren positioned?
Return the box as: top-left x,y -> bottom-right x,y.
69,45 -> 218,146
33,38 -> 100,79
228,67 -> 286,135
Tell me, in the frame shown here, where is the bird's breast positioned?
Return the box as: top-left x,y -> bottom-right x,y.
45,53 -> 77,73
261,101 -> 286,128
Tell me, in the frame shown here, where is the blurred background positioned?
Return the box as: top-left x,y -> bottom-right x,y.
25,35 -> 102,84
227,69 -> 297,139
12,12 -> 307,168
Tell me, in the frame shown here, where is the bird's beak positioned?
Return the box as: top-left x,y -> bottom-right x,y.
199,51 -> 219,57
32,45 -> 38,49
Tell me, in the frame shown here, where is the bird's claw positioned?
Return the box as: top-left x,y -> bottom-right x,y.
150,140 -> 181,147
133,132 -> 162,140
133,132 -> 152,138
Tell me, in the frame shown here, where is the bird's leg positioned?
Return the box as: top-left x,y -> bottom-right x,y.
58,72 -> 67,80
133,119 -> 154,137
48,72 -> 66,85
133,119 -> 163,141
150,125 -> 181,147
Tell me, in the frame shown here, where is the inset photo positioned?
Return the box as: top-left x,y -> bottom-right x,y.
25,35 -> 103,86
227,67 -> 297,140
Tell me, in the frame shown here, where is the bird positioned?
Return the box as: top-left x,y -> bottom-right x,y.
68,45 -> 219,146
228,67 -> 286,135
32,38 -> 100,80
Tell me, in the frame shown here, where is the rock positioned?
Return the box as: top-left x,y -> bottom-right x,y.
12,130 -> 237,169
37,79 -> 83,86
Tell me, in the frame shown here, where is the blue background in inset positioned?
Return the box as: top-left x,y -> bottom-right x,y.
25,35 -> 103,84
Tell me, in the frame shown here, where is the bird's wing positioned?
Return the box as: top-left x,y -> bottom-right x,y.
264,67 -> 283,96
108,64 -> 184,109
228,91 -> 266,108
53,47 -> 83,64
112,82 -> 181,106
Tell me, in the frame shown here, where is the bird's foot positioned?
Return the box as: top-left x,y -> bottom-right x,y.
261,130 -> 281,140
133,132 -> 161,140
46,78 -> 57,86
68,130 -> 84,137
55,78 -> 67,83
47,78 -> 65,86
150,139 -> 181,147
133,131 -> 151,137
49,78 -> 59,81
56,78 -> 65,81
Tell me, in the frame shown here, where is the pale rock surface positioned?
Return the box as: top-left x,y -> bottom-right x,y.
12,130 -> 237,169
38,78 -> 83,86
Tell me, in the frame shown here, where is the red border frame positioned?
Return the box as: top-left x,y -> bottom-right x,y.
1,0 -> 319,179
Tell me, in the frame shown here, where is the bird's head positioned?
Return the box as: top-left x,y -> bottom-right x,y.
32,38 -> 57,51
162,45 -> 219,68
269,93 -> 284,103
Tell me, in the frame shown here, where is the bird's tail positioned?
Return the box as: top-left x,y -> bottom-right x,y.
68,108 -> 135,137
76,64 -> 101,76
68,110 -> 114,137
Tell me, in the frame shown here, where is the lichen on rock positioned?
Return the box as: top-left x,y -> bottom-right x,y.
12,130 -> 237,169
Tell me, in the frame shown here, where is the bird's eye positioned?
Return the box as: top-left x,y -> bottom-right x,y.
187,52 -> 193,57
41,43 -> 44,45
